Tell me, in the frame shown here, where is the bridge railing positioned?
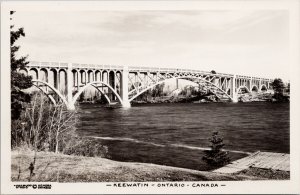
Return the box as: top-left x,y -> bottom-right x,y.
236,74 -> 273,82
29,61 -> 68,68
29,61 -> 124,70
28,61 -> 272,81
72,64 -> 123,70
128,66 -> 234,77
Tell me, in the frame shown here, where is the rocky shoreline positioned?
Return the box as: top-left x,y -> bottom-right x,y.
79,90 -> 289,105
131,92 -> 275,104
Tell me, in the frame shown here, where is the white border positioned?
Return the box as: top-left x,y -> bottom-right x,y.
1,0 -> 300,194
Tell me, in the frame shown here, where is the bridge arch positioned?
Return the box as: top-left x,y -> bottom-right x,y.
72,69 -> 81,89
79,70 -> 87,84
102,70 -> 109,84
31,84 -> 57,105
40,68 -> 48,82
260,84 -> 267,91
32,80 -> 112,109
29,68 -> 38,80
90,84 -> 111,104
237,86 -> 250,94
128,76 -> 233,102
49,68 -> 58,89
88,70 -> 94,83
58,69 -> 67,94
32,80 -> 68,107
251,85 -> 258,92
72,81 -> 123,105
95,70 -> 101,81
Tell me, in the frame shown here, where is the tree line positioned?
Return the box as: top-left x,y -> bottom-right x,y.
270,78 -> 290,102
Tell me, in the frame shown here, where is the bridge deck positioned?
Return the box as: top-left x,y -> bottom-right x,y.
213,151 -> 290,174
28,61 -> 274,81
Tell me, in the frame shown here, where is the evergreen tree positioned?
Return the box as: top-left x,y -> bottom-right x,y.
10,11 -> 32,120
211,70 -> 216,74
202,131 -> 230,167
271,78 -> 285,95
271,78 -> 288,102
286,82 -> 290,93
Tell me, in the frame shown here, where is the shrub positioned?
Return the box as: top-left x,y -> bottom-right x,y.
202,131 -> 230,167
12,93 -> 109,159
63,137 -> 109,158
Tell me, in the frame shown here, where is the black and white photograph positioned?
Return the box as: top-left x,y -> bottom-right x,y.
1,0 -> 300,194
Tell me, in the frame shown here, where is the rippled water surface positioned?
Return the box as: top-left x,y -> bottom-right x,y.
77,102 -> 289,170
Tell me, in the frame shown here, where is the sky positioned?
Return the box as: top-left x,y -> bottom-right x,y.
12,10 -> 289,81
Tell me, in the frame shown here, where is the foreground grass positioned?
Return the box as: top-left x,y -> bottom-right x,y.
235,167 -> 290,180
11,150 -> 263,182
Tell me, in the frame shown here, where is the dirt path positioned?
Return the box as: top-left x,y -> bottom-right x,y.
213,151 -> 290,174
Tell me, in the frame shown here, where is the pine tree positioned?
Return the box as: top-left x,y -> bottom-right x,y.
202,131 -> 230,167
10,11 -> 32,120
271,78 -> 289,102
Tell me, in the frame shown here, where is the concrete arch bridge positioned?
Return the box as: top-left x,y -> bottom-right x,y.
19,61 -> 273,110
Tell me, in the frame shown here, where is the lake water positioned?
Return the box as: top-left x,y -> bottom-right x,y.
76,102 -> 289,170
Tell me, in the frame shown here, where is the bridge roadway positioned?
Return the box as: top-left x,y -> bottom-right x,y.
18,61 -> 273,109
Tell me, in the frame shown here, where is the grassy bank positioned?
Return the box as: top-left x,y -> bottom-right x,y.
235,167 -> 290,180
12,150 -> 263,182
99,139 -> 248,172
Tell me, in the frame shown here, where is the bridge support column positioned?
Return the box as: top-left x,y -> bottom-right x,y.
259,80 -> 262,92
76,70 -> 79,91
114,71 -> 117,101
67,63 -> 75,110
121,66 -> 131,107
231,75 -> 238,102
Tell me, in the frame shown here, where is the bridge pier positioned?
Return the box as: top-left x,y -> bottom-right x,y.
231,75 -> 238,102
67,63 -> 76,110
121,66 -> 131,107
67,102 -> 76,110
67,63 -> 73,104
232,95 -> 238,102
259,80 -> 262,92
